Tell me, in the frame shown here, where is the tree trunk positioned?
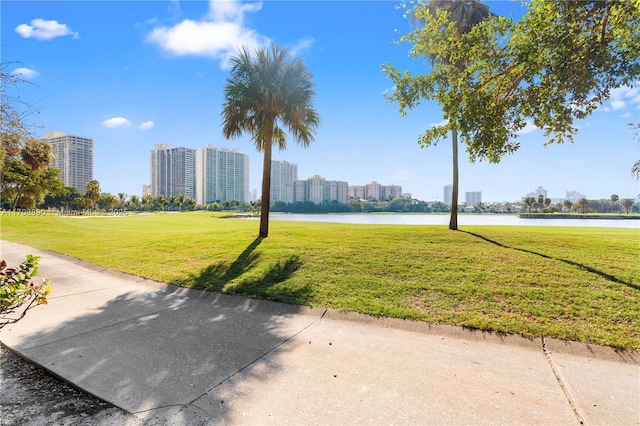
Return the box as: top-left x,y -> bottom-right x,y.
259,127 -> 274,238
449,128 -> 459,231
11,170 -> 34,211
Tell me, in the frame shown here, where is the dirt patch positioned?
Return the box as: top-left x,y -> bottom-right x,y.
0,344 -> 141,425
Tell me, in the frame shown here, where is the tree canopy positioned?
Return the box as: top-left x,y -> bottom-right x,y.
384,0 -> 640,163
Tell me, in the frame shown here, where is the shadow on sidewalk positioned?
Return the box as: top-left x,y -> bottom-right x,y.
2,271 -> 315,423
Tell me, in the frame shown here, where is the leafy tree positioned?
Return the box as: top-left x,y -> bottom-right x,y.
384,0 -> 640,229
563,200 -> 573,212
84,180 -> 101,209
621,198 -> 634,214
384,0 -> 500,230
222,44 -> 319,238
42,185 -> 83,210
1,61 -> 42,189
1,158 -> 63,209
575,197 -> 589,214
10,139 -> 54,210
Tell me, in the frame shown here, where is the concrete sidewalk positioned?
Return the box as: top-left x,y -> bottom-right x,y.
1,240 -> 638,425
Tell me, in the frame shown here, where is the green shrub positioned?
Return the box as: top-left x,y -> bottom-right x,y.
0,254 -> 51,329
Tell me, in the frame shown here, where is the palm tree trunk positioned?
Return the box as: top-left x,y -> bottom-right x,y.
449,128 -> 459,231
259,127 -> 274,238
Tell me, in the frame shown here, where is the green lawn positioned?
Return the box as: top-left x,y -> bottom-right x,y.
2,211 -> 639,349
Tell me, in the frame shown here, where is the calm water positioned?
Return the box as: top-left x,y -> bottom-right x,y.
268,213 -> 640,229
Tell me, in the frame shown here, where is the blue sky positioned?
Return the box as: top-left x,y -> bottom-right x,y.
3,0 -> 639,203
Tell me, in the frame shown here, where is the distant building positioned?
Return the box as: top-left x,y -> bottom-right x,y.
465,191 -> 482,206
150,144 -> 196,198
348,182 -> 402,201
566,190 -> 586,203
382,185 -> 403,200
365,181 -> 382,201
142,185 -> 152,196
195,145 -> 249,204
290,175 -> 348,205
270,160 -> 298,203
348,185 -> 366,200
534,186 -> 547,198
443,184 -> 453,206
44,131 -> 93,193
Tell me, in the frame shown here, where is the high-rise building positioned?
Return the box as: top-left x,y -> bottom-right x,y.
465,191 -> 482,206
382,185 -> 403,200
348,185 -> 366,200
443,184 -> 453,206
195,145 -> 249,204
150,144 -> 196,198
44,131 -> 93,193
348,182 -> 402,201
270,160 -> 298,203
290,175 -> 348,205
534,186 -> 547,198
566,190 -> 586,203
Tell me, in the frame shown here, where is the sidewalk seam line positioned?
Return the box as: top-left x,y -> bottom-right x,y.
183,319 -> 321,409
11,306 -> 183,351
542,337 -> 586,425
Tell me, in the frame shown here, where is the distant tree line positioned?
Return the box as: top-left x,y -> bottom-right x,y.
270,198 -> 451,214
520,194 -> 638,215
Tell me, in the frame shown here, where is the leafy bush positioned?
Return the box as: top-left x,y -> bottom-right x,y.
0,254 -> 51,329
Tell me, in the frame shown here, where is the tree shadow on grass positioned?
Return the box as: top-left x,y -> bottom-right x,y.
460,230 -> 639,291
177,237 -> 312,305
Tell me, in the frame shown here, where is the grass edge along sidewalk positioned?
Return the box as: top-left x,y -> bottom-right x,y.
1,212 -> 638,349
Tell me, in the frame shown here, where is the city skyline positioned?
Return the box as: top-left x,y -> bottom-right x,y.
4,1 -> 639,203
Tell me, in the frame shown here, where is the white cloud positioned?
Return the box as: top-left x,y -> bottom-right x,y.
146,0 -> 270,69
102,117 -> 132,128
610,100 -> 626,111
621,112 -> 632,118
602,83 -> 640,112
15,19 -> 78,41
11,67 -> 39,79
430,119 -> 449,127
517,121 -> 538,135
139,121 -> 155,130
290,38 -> 315,57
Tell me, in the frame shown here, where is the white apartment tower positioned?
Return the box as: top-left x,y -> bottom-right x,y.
271,160 -> 298,203
290,175 -> 348,205
465,191 -> 482,206
150,144 -> 196,198
443,184 -> 454,206
44,131 -> 93,193
195,145 -> 249,205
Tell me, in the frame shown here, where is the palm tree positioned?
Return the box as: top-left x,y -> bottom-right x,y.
175,194 -> 185,212
84,180 -> 101,210
222,44 -> 320,238
141,194 -> 153,211
414,0 -> 492,230
129,194 -> 140,211
117,192 -> 127,209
